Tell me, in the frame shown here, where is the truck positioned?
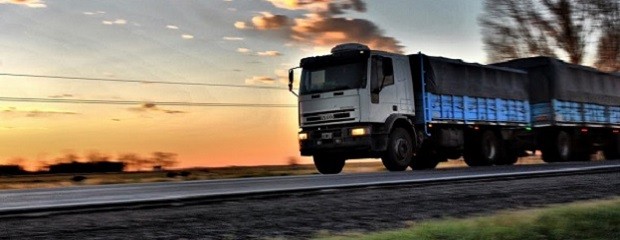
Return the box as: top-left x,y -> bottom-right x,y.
288,43 -> 620,174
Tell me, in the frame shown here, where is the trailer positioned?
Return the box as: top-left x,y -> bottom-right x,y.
408,54 -> 531,169
493,57 -> 620,162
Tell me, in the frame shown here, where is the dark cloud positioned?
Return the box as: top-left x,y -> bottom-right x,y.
1,107 -> 78,118
256,0 -> 403,53
129,102 -> 186,114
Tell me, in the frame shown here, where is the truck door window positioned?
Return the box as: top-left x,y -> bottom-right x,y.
371,56 -> 394,103
371,56 -> 394,91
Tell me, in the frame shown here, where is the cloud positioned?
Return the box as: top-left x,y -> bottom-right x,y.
257,51 -> 282,57
255,0 -> 403,53
234,21 -> 249,29
251,12 -> 290,30
102,19 -> 127,26
237,48 -> 252,53
0,0 -> 46,8
223,37 -> 244,41
48,94 -> 74,99
245,76 -> 276,85
128,103 -> 186,114
1,107 -> 78,118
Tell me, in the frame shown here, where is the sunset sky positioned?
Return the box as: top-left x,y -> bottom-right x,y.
0,0 -> 486,170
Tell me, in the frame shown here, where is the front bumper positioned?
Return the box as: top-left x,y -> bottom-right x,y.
299,125 -> 388,158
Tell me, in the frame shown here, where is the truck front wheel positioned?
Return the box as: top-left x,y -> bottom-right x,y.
313,155 -> 345,174
382,128 -> 413,171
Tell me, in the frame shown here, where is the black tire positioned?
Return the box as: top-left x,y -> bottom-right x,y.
410,144 -> 443,170
313,155 -> 345,174
464,130 -> 499,167
542,130 -> 583,162
604,134 -> 620,160
496,140 -> 519,165
382,128 -> 413,171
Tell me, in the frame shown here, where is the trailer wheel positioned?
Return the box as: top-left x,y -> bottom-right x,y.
313,155 -> 345,174
464,130 -> 499,167
542,130 -> 573,162
497,140 -> 519,165
603,134 -> 620,160
410,143 -> 443,170
382,128 -> 413,171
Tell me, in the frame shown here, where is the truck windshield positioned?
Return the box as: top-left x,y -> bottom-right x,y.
299,62 -> 367,95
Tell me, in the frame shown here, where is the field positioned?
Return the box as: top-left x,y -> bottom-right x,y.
0,154 -> 554,190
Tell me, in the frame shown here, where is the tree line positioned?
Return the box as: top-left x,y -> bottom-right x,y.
0,151 -> 179,175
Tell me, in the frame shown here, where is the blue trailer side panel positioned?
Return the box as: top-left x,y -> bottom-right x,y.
420,93 -> 529,125
532,100 -> 620,127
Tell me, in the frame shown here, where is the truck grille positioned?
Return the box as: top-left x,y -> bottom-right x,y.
303,109 -> 355,124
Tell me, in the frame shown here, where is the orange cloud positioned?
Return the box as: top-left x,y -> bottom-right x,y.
257,0 -> 403,53
0,0 -> 46,8
257,51 -> 282,57
234,21 -> 249,29
251,12 -> 290,30
245,76 -> 276,85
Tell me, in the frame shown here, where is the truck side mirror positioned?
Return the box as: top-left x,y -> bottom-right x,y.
288,67 -> 299,97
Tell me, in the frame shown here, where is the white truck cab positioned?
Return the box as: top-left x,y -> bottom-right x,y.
289,43 -> 417,174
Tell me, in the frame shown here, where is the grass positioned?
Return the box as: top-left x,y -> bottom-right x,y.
317,198 -> 620,240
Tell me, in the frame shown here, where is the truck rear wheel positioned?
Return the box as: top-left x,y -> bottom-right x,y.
464,130 -> 499,167
382,128 -> 413,171
313,155 -> 345,174
604,134 -> 620,160
496,140 -> 519,165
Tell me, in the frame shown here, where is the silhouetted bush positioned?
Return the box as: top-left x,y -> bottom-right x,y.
180,171 -> 191,177
166,172 -> 178,178
0,165 -> 27,175
71,175 -> 87,182
48,161 -> 125,174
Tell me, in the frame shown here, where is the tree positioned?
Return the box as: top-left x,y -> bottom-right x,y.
118,153 -> 151,171
480,0 -> 619,71
86,151 -> 110,162
151,152 -> 178,170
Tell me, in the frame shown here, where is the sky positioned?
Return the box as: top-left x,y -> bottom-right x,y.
0,0 -> 485,170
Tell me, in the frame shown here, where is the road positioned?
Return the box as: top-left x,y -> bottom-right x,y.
1,161 -> 618,216
0,161 -> 618,239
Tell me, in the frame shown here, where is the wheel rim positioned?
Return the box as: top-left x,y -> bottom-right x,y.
557,132 -> 570,158
482,134 -> 497,160
394,138 -> 410,161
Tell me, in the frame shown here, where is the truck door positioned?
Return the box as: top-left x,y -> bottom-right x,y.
369,55 -> 399,122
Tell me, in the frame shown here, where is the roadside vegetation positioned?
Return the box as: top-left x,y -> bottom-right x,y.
317,198 -> 620,240
0,153 -> 556,190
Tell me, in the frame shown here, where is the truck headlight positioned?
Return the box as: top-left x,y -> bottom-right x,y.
351,127 -> 369,136
298,133 -> 308,140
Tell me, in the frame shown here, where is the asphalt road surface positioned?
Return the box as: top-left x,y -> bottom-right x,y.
1,161 -> 619,239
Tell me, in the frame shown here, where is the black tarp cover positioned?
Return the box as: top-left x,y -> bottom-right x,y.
409,54 -> 529,100
492,57 -> 620,105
